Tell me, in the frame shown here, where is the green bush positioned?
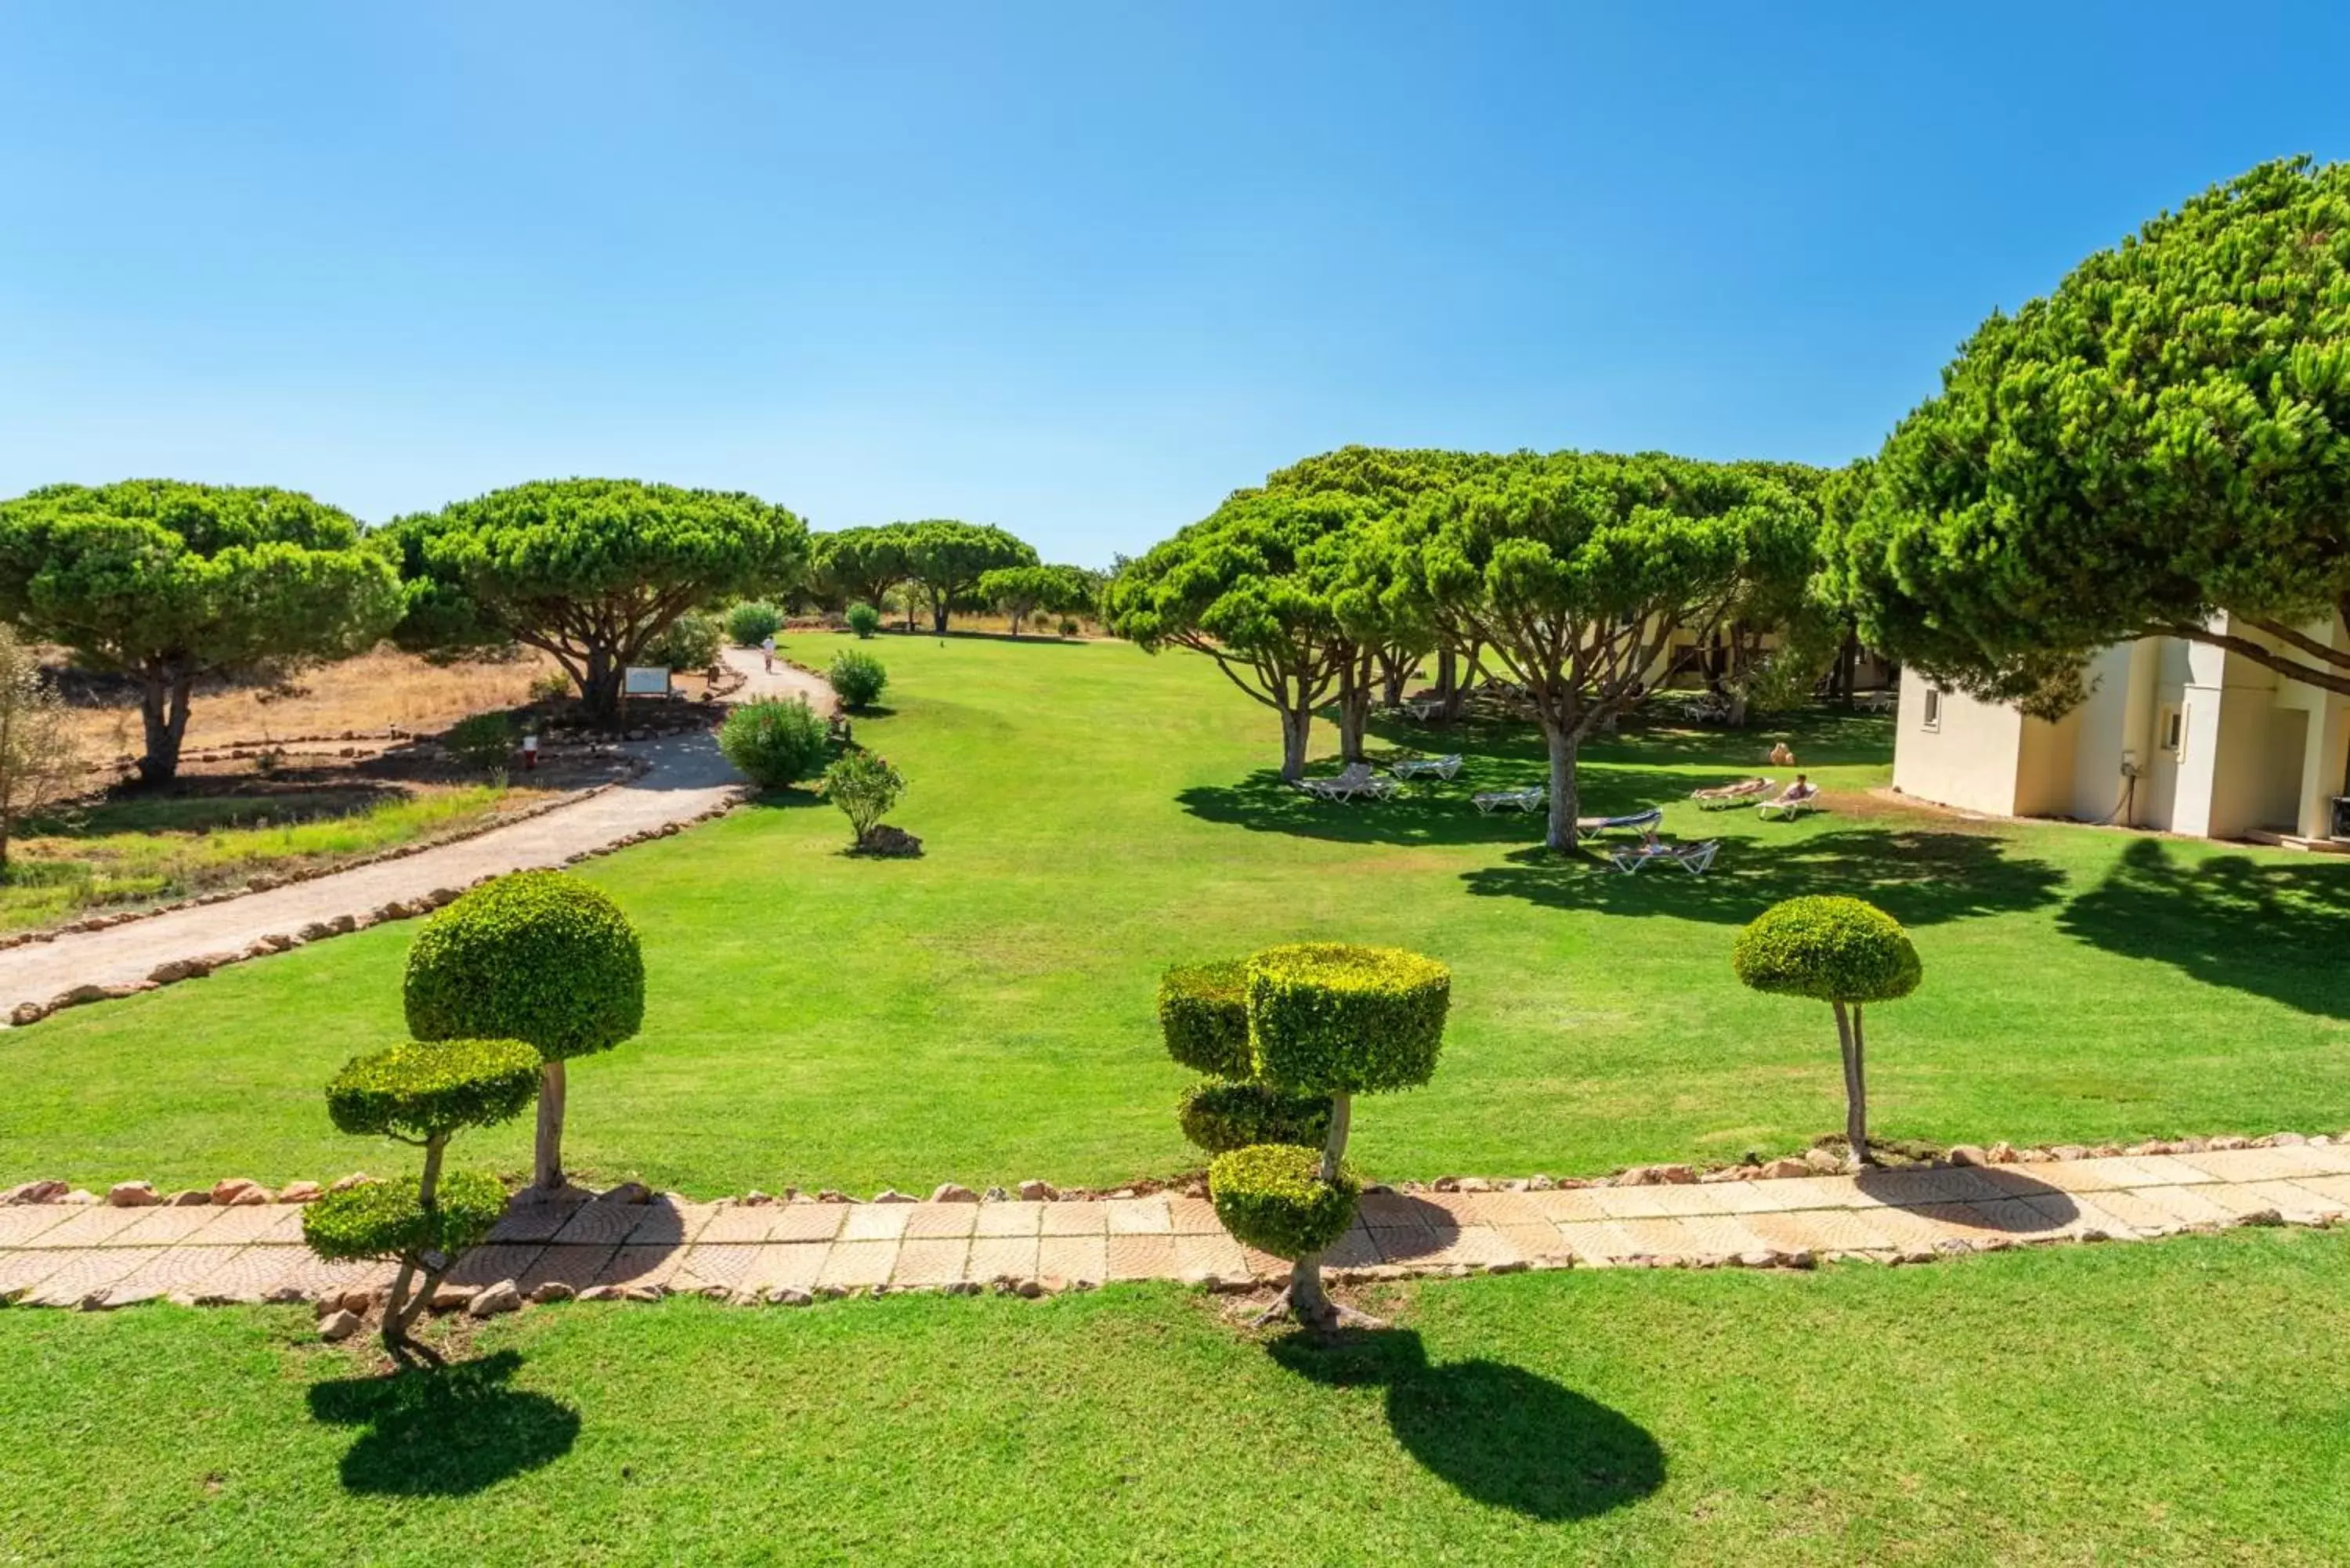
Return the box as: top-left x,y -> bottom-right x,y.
828,649 -> 888,710
325,1038 -> 542,1143
844,602 -> 882,639
301,1169 -> 508,1263
1208,1143 -> 1361,1260
1733,896 -> 1922,1003
823,750 -> 905,843
643,609 -> 723,671
528,668 -> 573,704
1246,943 -> 1451,1093
726,601 -> 786,647
1178,1080 -> 1332,1155
403,869 -> 645,1062
1158,959 -> 1251,1078
443,712 -> 515,774
718,695 -> 832,789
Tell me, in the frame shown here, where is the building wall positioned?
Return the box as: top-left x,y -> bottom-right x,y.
1893,680 -> 2023,815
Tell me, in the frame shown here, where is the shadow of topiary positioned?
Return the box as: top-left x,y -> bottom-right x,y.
1268,1328 -> 1664,1520
306,1349 -> 580,1497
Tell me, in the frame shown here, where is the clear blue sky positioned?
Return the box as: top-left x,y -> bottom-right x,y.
5,2 -> 2347,565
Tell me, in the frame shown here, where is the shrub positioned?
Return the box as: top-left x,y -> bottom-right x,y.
1158,959 -> 1251,1078
528,668 -> 573,704
443,712 -> 515,775
1178,1081 -> 1332,1154
727,600 -> 786,647
1058,616 -> 1080,638
828,649 -> 888,710
1209,1143 -> 1361,1259
325,1038 -> 542,1143
644,609 -> 723,670
718,695 -> 832,789
302,1168 -> 508,1264
823,750 -> 905,844
1246,943 -> 1451,1093
404,871 -> 645,1062
1733,896 -> 1922,1167
844,602 -> 882,639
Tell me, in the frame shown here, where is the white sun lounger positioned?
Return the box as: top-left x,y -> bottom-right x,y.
1610,840 -> 1721,876
1390,754 -> 1462,782
1472,785 -> 1545,815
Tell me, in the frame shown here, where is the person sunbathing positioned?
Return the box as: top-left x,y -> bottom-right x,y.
1692,776 -> 1772,800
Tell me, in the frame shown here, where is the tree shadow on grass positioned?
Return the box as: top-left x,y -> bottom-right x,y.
1462,826 -> 2068,927
2057,837 -> 2350,1021
307,1349 -> 580,1497
1269,1328 -> 1663,1520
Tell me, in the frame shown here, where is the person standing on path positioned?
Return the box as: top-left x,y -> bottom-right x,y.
760,634 -> 776,674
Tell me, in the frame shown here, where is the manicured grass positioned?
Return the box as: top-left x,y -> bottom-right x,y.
0,784 -> 530,933
2,634 -> 2344,1194
4,1230 -> 2349,1564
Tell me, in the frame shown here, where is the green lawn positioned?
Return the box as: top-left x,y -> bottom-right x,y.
3,633 -> 2345,1195
5,1230 -> 2348,1564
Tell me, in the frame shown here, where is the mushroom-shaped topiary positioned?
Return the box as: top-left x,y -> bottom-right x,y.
403,870 -> 645,1191
1209,1143 -> 1361,1260
302,1037 -> 539,1368
1241,942 -> 1450,1328
1733,896 -> 1922,1166
1178,1081 -> 1334,1155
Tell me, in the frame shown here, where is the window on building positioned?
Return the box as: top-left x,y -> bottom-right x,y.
1921,688 -> 1942,732
2159,704 -> 2186,758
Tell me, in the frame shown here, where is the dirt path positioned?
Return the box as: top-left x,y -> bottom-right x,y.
0,648 -> 830,1020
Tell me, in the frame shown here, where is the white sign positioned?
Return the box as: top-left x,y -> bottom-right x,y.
623,667 -> 671,697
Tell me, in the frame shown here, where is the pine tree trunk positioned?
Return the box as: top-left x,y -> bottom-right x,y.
1542,724 -> 1582,853
1337,662 -> 1369,764
581,647 -> 622,728
1278,706 -> 1312,782
135,667 -> 194,785
534,1060 -> 568,1190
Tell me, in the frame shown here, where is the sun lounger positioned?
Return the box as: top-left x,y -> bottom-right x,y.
1610,839 -> 1720,876
1390,753 -> 1462,782
1574,807 -> 1663,840
1757,784 -> 1819,821
1472,785 -> 1545,815
1692,777 -> 1773,809
1296,762 -> 1399,803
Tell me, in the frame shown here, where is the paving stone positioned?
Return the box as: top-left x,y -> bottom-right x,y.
1745,1175 -> 1865,1209
1853,1167 -> 2008,1208
1318,1228 -> 1381,1269
2174,1147 -> 2319,1183
1740,1209 -> 1898,1254
595,1245 -> 689,1294
2129,1184 -> 2243,1226
1172,1230 -> 1247,1280
1684,1181 -> 1784,1214
1039,1202 -> 1108,1237
183,1247 -> 308,1305
743,1244 -> 830,1295
1166,1196 -> 1222,1234
768,1204 -> 848,1245
889,1238 -> 969,1286
1586,1186 -> 1702,1220
1359,1192 -> 1455,1228
27,1205 -> 155,1249
516,1245 -> 619,1298
1236,1244 -> 1289,1281
1847,1203 -> 1970,1251
2232,1180 -> 2348,1223
25,1247 -> 159,1307
2051,1187 -> 2178,1236
1412,1226 -> 1524,1269
1449,1192 -> 1546,1227
903,1202 -> 979,1240
1036,1234 -> 1106,1284
2280,1172 -> 2350,1208
446,1245 -> 547,1289
840,1204 -> 913,1243
0,1206 -> 75,1247
488,1194 -> 592,1244
1551,1221 -> 1647,1264
1494,1222 -> 1575,1262
674,1244 -> 761,1294
2001,1159 -> 2122,1194
95,1245 -> 244,1307
2193,1183 -> 2300,1222
1104,1234 -> 1177,1280
2099,1154 -> 2223,1187
195,1205 -> 302,1246
2277,1143 -> 2350,1177
551,1201 -> 648,1248
1104,1197 -> 1171,1234
1669,1214 -> 1777,1256
1527,1188 -> 1614,1224
0,1248 -> 70,1298
964,1236 -> 1042,1284
975,1201 -> 1045,1237
110,1205 -> 233,1247
1367,1221 -> 1452,1266
818,1241 -> 900,1290
691,1206 -> 779,1245
624,1201 -> 714,1248
1958,1198 -> 2074,1237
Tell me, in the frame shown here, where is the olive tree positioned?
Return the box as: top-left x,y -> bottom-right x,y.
1828,157 -> 2350,720
302,1037 -> 540,1368
1732,896 -> 1922,1166
1208,942 -> 1450,1330
403,870 -> 645,1191
389,479 -> 808,725
0,481 -> 403,783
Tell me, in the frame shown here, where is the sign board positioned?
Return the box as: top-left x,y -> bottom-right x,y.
623,667 -> 671,697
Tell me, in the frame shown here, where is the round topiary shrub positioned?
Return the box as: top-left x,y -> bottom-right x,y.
718,695 -> 832,789
1732,896 -> 1922,1003
844,602 -> 882,639
326,1038 -> 541,1143
1733,896 -> 1922,1166
404,871 -> 645,1059
828,649 -> 888,710
1246,943 -> 1451,1093
1179,1080 -> 1333,1155
301,1168 -> 508,1263
727,600 -> 786,647
1158,959 -> 1250,1078
1209,1143 -> 1361,1260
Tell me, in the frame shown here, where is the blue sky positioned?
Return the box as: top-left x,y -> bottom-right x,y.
4,2 -> 2348,565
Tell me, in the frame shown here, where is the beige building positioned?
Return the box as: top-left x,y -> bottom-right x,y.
1892,613 -> 2350,846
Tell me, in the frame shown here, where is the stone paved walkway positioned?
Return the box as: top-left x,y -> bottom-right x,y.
7,1144 -> 2350,1311
0,649 -> 827,1020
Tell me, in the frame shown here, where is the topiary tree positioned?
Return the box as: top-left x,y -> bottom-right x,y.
1213,942 -> 1449,1329
302,1037 -> 539,1369
1732,896 -> 1922,1166
1159,959 -> 1338,1155
1179,1082 -> 1333,1154
403,871 -> 645,1190
718,695 -> 832,789
827,649 -> 888,710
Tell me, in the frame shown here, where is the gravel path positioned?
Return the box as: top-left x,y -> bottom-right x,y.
0,648 -> 830,1020
4,1142 -> 2347,1310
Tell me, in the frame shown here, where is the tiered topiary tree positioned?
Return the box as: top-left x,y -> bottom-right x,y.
403,871 -> 646,1192
1206,943 -> 1450,1330
1732,896 -> 1922,1167
302,1038 -> 540,1369
1160,959 -> 1333,1158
